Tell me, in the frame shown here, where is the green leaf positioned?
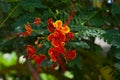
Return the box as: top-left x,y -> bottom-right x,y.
103,30 -> 120,48
20,0 -> 47,12
1,1 -> 11,13
111,4 -> 120,15
115,52 -> 120,59
114,63 -> 120,70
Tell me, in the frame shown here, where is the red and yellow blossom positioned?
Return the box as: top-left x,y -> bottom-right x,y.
48,47 -> 59,62
48,30 -> 66,47
53,20 -> 70,33
47,19 -> 76,71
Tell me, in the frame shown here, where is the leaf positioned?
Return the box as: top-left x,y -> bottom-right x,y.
114,63 -> 120,70
103,29 -> 120,48
1,1 -> 11,13
115,52 -> 120,59
73,41 -> 90,49
111,4 -> 120,15
20,0 -> 47,12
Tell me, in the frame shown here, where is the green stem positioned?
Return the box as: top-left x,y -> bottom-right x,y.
81,11 -> 98,26
0,4 -> 19,28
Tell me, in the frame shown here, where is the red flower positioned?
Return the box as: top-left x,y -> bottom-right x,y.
64,50 -> 76,60
34,54 -> 46,64
55,45 -> 66,54
50,54 -> 57,62
27,45 -> 36,58
65,32 -> 74,42
23,23 -> 32,37
48,47 -> 60,62
47,18 -> 55,32
48,30 -> 66,47
34,17 -> 41,26
48,47 -> 57,62
27,45 -> 46,64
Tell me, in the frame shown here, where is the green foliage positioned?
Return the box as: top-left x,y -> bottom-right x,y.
0,51 -> 17,67
0,0 -> 120,80
103,29 -> 120,48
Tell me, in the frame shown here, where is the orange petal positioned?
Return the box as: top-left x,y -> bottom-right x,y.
61,25 -> 70,33
53,20 -> 63,30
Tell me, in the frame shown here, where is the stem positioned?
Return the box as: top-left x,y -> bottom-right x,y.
0,4 -> 19,28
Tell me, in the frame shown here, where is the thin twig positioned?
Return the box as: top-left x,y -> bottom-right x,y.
0,4 -> 19,28
27,60 -> 40,80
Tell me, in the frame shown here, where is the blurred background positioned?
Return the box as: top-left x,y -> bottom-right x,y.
0,0 -> 120,80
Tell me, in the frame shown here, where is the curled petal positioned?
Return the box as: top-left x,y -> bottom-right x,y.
47,33 -> 54,41
34,54 -> 46,64
48,47 -> 55,55
55,45 -> 66,54
50,54 -> 57,62
54,30 -> 66,42
27,45 -> 36,58
53,20 -> 62,30
61,25 -> 70,33
51,40 -> 60,47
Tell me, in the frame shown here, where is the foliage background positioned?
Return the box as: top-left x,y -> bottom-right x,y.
0,0 -> 120,80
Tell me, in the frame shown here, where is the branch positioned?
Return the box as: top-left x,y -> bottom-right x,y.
26,60 -> 41,80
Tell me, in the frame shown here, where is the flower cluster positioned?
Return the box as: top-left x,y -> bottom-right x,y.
26,45 -> 46,64
18,17 -> 41,37
19,16 -> 76,76
47,18 -> 76,70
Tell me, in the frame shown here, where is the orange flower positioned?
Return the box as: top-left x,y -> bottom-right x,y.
23,23 -> 32,37
34,17 -> 41,26
47,18 -> 55,32
61,25 -> 70,33
53,20 -> 70,33
64,50 -> 76,60
48,47 -> 57,62
48,30 -> 66,47
48,47 -> 64,62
